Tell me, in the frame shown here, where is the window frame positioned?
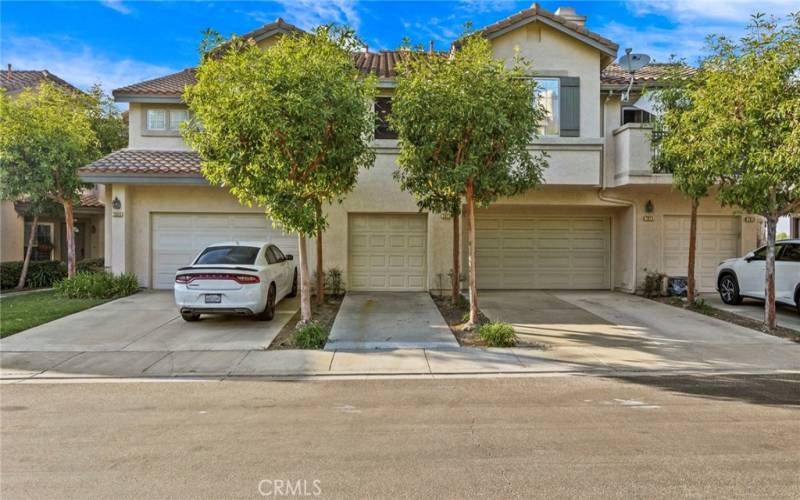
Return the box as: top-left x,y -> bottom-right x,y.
374,96 -> 398,140
23,221 -> 55,261
533,77 -> 560,137
142,107 -> 189,136
168,109 -> 189,131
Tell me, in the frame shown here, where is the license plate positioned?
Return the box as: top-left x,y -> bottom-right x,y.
204,294 -> 222,304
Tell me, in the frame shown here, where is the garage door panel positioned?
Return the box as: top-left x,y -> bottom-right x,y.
475,215 -> 610,290
662,215 -> 739,292
348,214 -> 428,292
152,213 -> 304,290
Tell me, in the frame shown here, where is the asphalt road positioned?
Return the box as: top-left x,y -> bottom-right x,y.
2,374 -> 799,499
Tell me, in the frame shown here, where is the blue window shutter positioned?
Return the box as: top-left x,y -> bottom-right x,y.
560,77 -> 580,137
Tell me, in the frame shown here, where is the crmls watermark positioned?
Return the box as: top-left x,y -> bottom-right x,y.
258,479 -> 322,497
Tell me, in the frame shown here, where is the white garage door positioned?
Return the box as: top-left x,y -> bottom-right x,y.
348,213 -> 427,291
475,215 -> 611,289
662,215 -> 740,291
151,213 -> 300,289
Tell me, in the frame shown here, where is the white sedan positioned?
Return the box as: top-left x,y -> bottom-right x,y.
716,239 -> 800,314
174,241 -> 298,322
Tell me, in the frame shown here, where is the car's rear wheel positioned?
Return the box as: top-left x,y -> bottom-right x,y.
257,284 -> 276,321
181,311 -> 201,322
288,269 -> 298,298
719,274 -> 743,305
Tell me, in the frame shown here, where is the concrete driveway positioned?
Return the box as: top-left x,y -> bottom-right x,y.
479,291 -> 800,372
0,290 -> 298,352
700,293 -> 800,332
325,292 -> 458,350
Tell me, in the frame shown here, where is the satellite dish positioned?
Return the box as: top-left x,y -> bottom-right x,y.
619,50 -> 651,73
618,48 -> 651,102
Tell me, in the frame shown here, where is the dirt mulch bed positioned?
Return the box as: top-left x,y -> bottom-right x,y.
652,296 -> 800,343
268,294 -> 344,350
430,293 -> 546,348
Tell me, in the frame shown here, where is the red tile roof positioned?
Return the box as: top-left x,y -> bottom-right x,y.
79,192 -> 105,208
0,69 -> 81,94
113,68 -> 197,97
601,63 -> 696,85
80,149 -> 201,176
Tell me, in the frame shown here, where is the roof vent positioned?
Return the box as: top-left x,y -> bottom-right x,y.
555,6 -> 587,27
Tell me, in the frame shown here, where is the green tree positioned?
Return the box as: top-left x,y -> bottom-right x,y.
0,83 -> 99,278
391,34 -> 548,326
651,61 -> 717,304
184,26 -> 376,323
699,13 -> 800,329
83,83 -> 127,154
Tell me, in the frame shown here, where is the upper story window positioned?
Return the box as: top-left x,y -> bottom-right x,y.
622,106 -> 653,125
374,97 -> 397,139
534,78 -> 560,136
145,108 -> 189,134
147,109 -> 167,131
169,110 -> 189,131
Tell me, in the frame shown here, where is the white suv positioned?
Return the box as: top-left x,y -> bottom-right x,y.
715,239 -> 800,314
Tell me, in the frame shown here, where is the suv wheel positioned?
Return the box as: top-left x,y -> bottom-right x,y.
719,274 -> 743,305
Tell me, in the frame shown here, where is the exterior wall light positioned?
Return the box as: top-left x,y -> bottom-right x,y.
645,200 -> 654,213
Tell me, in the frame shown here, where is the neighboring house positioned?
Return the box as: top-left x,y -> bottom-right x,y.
0,66 -> 106,264
80,5 -> 759,293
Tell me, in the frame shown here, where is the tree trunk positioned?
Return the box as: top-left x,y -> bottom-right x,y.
63,200 -> 76,278
315,201 -> 324,305
298,233 -> 312,324
686,198 -> 699,304
17,215 -> 39,290
764,215 -> 778,329
451,213 -> 460,304
464,179 -> 479,327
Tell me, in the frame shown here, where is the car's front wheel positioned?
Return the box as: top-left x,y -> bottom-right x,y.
257,284 -> 276,321
718,274 -> 743,305
181,311 -> 201,322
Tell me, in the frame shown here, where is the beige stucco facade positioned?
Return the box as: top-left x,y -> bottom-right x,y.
94,8 -> 761,294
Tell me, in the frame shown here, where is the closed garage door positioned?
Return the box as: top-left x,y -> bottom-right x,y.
662,215 -> 739,291
348,213 -> 427,291
151,213 -> 299,289
475,215 -> 611,289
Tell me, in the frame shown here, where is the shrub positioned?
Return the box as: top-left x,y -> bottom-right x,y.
640,269 -> 667,298
293,322 -> 328,349
689,297 -> 713,315
324,268 -> 345,296
54,271 -> 139,299
478,322 -> 517,347
0,260 -> 67,289
77,258 -> 105,274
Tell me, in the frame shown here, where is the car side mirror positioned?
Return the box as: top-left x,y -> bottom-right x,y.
286,254 -> 293,261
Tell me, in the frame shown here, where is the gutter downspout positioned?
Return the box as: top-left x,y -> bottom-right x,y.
599,90 -> 637,293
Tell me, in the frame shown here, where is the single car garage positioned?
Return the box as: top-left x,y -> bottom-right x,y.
151,213 -> 300,289
348,213 -> 428,291
662,215 -> 740,291
474,214 -> 611,289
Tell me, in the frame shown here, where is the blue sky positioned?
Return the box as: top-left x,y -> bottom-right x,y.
2,0 -> 798,94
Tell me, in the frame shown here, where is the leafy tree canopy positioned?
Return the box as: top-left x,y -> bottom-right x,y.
184,25 -> 377,235
390,33 -> 548,215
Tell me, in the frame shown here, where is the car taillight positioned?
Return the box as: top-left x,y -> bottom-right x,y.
175,273 -> 259,284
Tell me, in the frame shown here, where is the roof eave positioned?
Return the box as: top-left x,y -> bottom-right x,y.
113,93 -> 183,104
79,172 -> 207,185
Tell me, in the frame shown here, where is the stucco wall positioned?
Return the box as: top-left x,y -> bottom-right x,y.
128,103 -> 191,151
1,201 -> 24,262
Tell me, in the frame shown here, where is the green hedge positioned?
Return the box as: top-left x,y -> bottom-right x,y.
54,271 -> 139,299
0,258 -> 105,290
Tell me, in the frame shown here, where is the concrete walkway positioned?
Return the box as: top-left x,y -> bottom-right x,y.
700,293 -> 800,332
325,292 -> 459,350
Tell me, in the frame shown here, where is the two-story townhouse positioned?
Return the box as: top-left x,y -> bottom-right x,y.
79,4 -> 759,294
1,66 -> 106,265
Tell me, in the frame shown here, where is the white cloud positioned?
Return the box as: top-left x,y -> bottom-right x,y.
3,35 -> 176,93
626,0 -> 798,23
100,0 -> 132,15
457,0 -> 518,14
271,0 -> 362,30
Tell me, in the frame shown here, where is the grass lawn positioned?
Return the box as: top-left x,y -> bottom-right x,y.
0,290 -> 109,338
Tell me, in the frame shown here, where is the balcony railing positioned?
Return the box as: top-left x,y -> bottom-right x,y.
613,123 -> 674,183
